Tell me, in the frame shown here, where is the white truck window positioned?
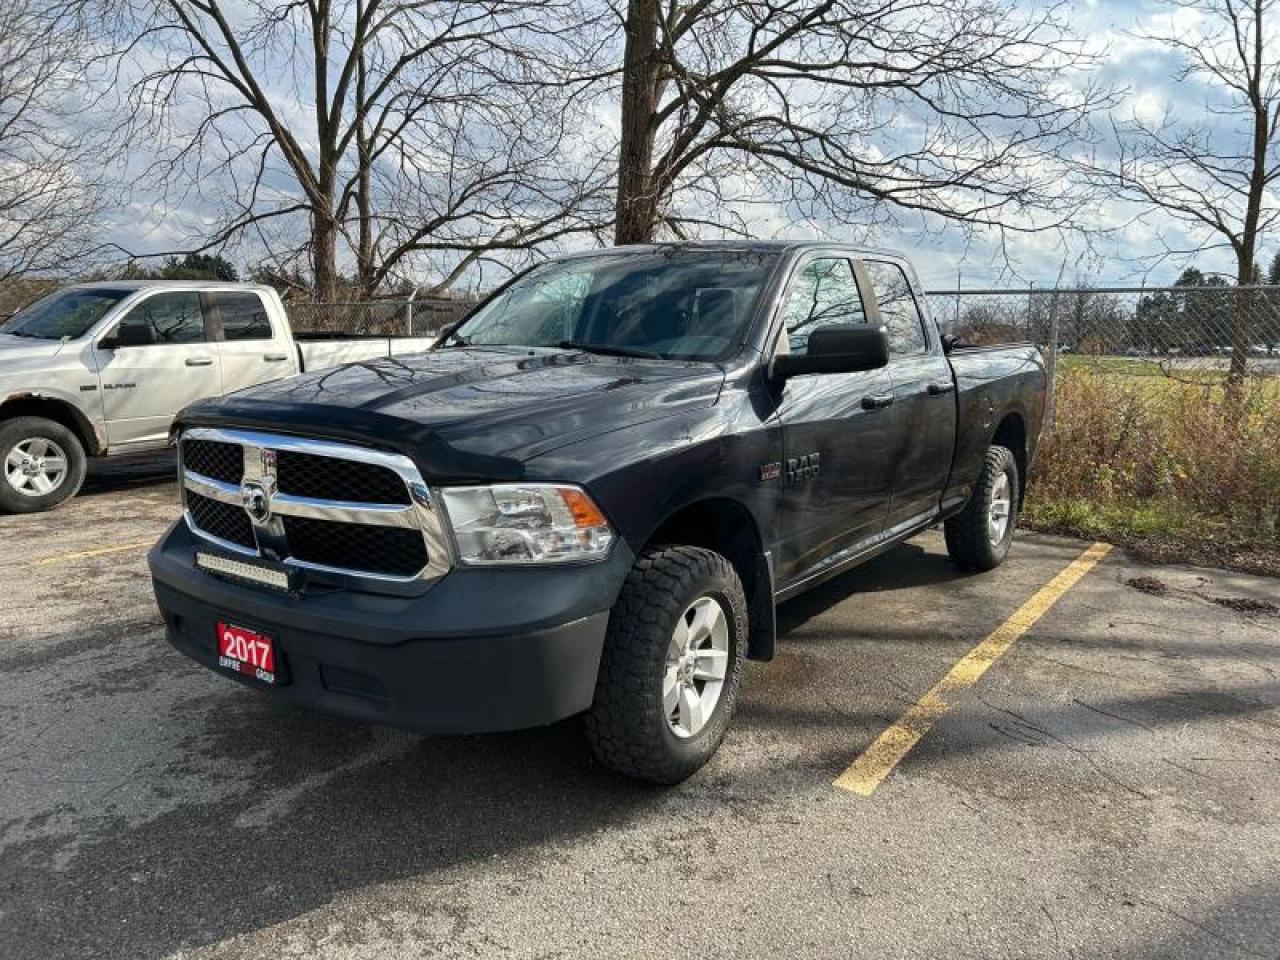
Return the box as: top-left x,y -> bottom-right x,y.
116,292 -> 207,345
211,291 -> 272,341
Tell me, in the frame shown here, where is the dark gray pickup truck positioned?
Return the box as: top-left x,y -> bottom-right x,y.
148,242 -> 1046,782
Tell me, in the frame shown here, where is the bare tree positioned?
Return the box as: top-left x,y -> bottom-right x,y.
1085,0 -> 1278,382
0,0 -> 113,279
611,0 -> 1110,247
122,0 -> 614,300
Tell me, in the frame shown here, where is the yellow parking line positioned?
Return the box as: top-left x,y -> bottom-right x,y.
834,541 -> 1113,796
35,539 -> 158,566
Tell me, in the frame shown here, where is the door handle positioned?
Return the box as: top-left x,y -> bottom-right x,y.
927,382 -> 955,396
185,357 -> 213,367
263,353 -> 288,362
862,394 -> 895,410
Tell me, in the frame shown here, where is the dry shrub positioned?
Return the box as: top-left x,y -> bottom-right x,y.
1030,366 -> 1280,547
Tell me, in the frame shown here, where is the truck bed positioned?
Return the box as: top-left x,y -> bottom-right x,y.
946,342 -> 1047,509
295,335 -> 438,371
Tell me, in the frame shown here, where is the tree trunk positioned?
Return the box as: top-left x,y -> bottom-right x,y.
354,0 -> 376,299
1229,0 -> 1267,386
614,0 -> 661,245
1229,253 -> 1255,386
312,208 -> 339,302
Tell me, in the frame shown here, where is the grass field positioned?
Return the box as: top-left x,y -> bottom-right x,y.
1025,364 -> 1280,575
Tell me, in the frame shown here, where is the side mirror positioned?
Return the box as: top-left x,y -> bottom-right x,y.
100,323 -> 153,350
771,325 -> 889,380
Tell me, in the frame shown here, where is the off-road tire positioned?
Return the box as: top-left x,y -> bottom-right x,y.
585,545 -> 748,784
944,444 -> 1019,571
0,417 -> 87,514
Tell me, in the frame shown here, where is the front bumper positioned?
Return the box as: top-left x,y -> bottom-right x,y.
149,521 -> 633,732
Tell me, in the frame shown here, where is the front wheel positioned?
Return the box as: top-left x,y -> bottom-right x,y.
585,545 -> 748,784
944,444 -> 1019,571
0,417 -> 87,514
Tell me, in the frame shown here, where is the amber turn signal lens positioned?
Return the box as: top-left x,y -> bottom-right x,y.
559,487 -> 608,528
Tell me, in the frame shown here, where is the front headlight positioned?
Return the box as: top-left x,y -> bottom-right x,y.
440,483 -> 615,565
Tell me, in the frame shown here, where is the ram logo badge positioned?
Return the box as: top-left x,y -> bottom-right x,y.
786,453 -> 820,483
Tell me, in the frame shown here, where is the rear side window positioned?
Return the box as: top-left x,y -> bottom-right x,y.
210,292 -> 272,341
116,292 -> 206,345
779,258 -> 869,354
862,260 -> 928,355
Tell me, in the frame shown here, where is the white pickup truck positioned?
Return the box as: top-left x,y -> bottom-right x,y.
0,281 -> 438,512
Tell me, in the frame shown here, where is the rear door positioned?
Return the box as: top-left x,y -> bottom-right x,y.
773,255 -> 897,585
207,290 -> 299,390
859,258 -> 957,527
95,291 -> 222,449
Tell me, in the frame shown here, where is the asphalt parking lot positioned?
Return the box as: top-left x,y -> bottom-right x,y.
3,457 -> 1278,959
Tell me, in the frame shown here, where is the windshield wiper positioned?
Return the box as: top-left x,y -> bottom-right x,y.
556,340 -> 664,360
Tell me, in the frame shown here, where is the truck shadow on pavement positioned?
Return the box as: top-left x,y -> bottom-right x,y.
776,541 -> 971,634
79,450 -> 176,498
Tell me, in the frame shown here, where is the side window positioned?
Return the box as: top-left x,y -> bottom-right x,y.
115,292 -> 206,345
778,258 -> 868,354
211,292 -> 273,341
862,260 -> 927,355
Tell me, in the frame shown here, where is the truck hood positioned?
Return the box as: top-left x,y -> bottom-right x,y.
177,346 -> 725,483
0,336 -> 65,363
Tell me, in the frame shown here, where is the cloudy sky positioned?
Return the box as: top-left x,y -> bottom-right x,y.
96,0 -> 1276,294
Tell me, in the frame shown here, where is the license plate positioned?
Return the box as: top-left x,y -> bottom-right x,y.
217,621 -> 278,685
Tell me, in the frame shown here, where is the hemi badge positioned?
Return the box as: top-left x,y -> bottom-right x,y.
759,462 -> 782,482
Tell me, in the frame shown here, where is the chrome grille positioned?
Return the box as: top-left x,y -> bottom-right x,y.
180,427 -> 451,582
276,450 -> 410,505
281,515 -> 429,576
183,438 -> 243,484
187,490 -> 255,550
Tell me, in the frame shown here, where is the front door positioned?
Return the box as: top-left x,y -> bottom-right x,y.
773,256 -> 897,585
95,291 -> 222,449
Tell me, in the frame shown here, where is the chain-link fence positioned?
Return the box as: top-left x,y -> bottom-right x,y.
286,298 -> 475,338
926,285 -> 1280,379
926,286 -> 1280,559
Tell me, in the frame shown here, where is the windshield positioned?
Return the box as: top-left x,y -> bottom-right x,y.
0,288 -> 132,341
444,249 -> 780,360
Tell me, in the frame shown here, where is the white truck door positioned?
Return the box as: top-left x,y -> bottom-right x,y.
94,291 -> 223,450
207,290 -> 299,390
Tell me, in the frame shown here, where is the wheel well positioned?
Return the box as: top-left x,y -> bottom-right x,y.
991,413 -> 1027,505
647,498 -> 775,661
0,395 -> 98,455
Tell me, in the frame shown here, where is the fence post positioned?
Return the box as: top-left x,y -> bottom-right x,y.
1027,282 -> 1034,340
404,286 -> 421,336
1045,289 -> 1061,431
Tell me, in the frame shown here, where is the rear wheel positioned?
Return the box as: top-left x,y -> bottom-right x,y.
585,545 -> 748,784
0,417 -> 87,514
944,444 -> 1019,571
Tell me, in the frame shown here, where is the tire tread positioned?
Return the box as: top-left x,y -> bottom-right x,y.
585,545 -> 747,784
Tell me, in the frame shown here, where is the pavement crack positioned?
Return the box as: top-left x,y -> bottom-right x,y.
977,693 -> 1153,801
1072,698 -> 1155,731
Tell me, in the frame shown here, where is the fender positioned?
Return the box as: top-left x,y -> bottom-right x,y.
0,389 -> 106,455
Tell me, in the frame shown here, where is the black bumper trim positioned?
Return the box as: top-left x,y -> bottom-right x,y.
156,576 -> 609,733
